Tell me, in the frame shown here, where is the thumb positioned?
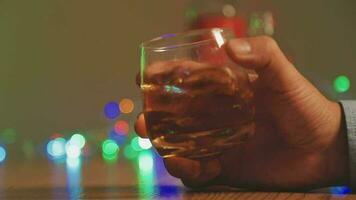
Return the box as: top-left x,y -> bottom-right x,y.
226,37 -> 340,149
226,36 -> 303,93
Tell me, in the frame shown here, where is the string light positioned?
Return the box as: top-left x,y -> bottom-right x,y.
23,141 -> 35,159
104,102 -> 121,119
185,7 -> 198,21
124,145 -> 138,159
334,75 -> 350,93
0,146 -> 6,163
222,4 -> 236,18
69,134 -> 86,149
138,137 -> 152,150
47,138 -> 66,158
119,98 -> 135,114
1,128 -> 16,144
138,151 -> 154,172
103,152 -> 118,162
330,186 -> 351,197
102,139 -> 119,155
114,121 -> 129,135
131,137 -> 142,151
65,142 -> 81,159
109,130 -> 127,145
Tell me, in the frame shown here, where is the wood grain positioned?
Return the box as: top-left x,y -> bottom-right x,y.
0,160 -> 354,199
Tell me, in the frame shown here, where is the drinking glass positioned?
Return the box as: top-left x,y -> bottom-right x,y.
140,28 -> 255,158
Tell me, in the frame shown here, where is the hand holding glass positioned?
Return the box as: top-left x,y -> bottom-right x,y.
140,28 -> 255,159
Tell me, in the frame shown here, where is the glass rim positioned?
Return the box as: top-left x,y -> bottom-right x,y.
140,28 -> 234,52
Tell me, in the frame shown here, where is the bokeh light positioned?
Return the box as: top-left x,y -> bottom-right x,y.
66,157 -> 81,169
131,137 -> 142,151
114,120 -> 129,135
22,141 -> 35,159
138,151 -> 154,172
102,152 -> 118,162
334,75 -> 350,93
104,102 -> 121,119
185,7 -> 198,21
47,138 -> 66,158
330,186 -> 351,197
65,142 -> 81,159
222,4 -> 236,17
0,146 -> 6,163
102,139 -> 119,155
109,130 -> 126,145
138,137 -> 152,150
124,145 -> 138,160
137,151 -> 155,199
119,98 -> 135,114
66,156 -> 82,200
51,133 -> 63,139
69,134 -> 86,149
1,128 -> 17,144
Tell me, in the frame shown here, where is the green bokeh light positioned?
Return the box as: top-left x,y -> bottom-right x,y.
22,141 -> 35,159
185,7 -> 198,21
102,139 -> 119,155
137,151 -> 155,199
70,134 -> 86,149
103,152 -> 118,162
131,137 -> 143,151
1,128 -> 16,144
124,145 -> 138,160
334,75 -> 350,93
138,151 -> 154,172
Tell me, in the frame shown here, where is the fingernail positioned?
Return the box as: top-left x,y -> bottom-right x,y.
229,39 -> 252,55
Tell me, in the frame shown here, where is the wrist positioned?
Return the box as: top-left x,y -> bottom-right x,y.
324,102 -> 349,186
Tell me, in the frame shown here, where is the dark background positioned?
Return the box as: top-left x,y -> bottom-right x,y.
0,0 -> 355,142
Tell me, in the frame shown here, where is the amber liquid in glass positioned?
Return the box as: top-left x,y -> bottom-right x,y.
142,60 -> 255,158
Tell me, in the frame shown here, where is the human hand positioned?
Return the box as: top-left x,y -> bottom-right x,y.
135,36 -> 349,190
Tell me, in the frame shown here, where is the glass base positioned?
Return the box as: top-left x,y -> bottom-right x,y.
151,122 -> 255,159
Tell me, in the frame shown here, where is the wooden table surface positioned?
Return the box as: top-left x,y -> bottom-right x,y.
0,156 -> 355,200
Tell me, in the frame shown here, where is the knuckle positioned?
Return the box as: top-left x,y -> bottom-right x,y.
259,36 -> 279,52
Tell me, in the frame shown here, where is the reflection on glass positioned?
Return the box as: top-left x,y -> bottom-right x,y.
137,150 -> 156,200
66,157 -> 82,200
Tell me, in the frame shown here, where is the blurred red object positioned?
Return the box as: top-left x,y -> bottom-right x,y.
193,15 -> 248,37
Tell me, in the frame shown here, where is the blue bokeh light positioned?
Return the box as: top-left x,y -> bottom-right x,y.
330,186 -> 351,197
0,146 -> 6,163
158,185 -> 181,197
47,138 -> 66,159
109,129 -> 126,145
104,102 -> 121,119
